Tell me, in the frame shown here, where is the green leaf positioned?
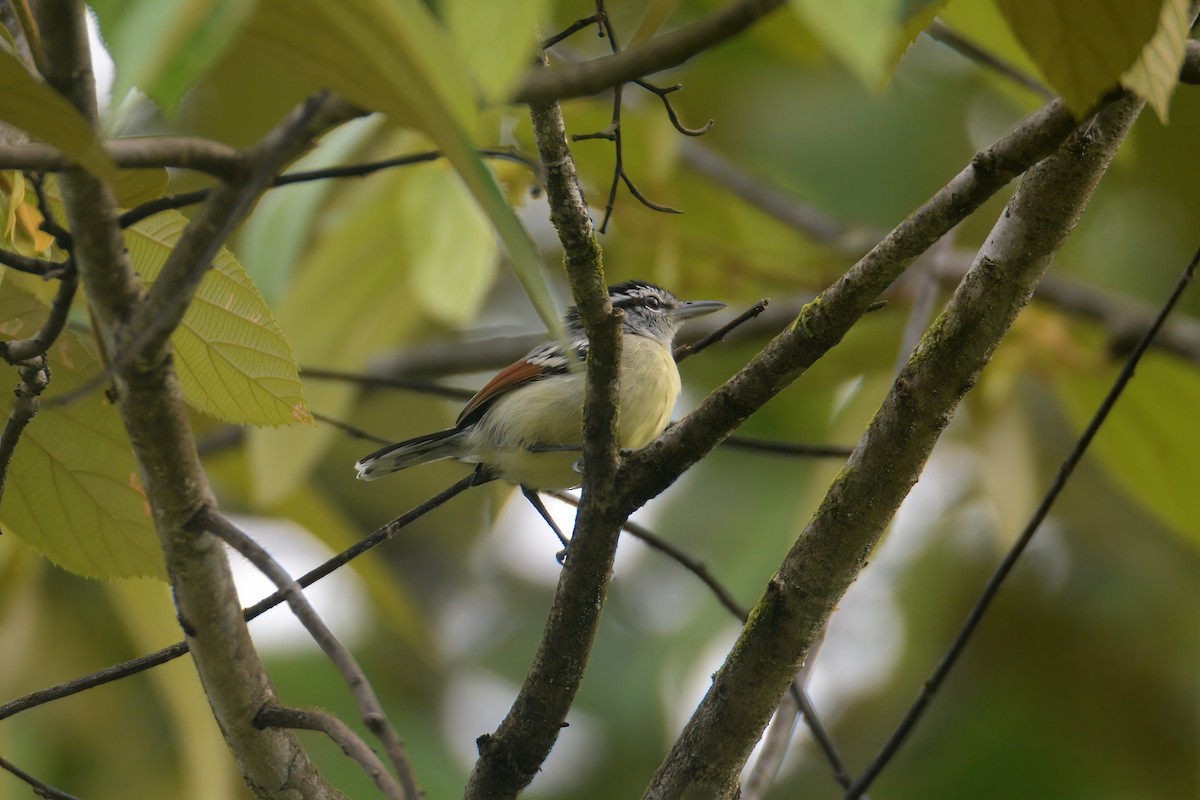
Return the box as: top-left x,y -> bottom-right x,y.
788,0 -> 903,86
400,164 -> 498,326
247,171 -> 423,505
0,278 -> 162,579
236,115 -> 382,305
90,0 -> 257,114
125,211 -> 309,427
246,0 -> 563,340
0,50 -> 118,182
1054,348 -> 1200,545
1120,0 -> 1191,122
444,0 -> 549,103
993,0 -> 1164,115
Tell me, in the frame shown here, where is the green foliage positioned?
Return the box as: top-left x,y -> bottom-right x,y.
242,0 -> 563,341
1,2 -> 1197,798
0,276 -> 162,579
1055,340 -> 1200,544
0,49 -> 116,181
89,0 -> 256,114
127,211 -> 309,427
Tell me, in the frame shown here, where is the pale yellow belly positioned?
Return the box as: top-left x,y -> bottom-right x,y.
465,337 -> 681,488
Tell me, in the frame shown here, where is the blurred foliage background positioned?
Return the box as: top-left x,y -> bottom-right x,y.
1,0 -> 1198,798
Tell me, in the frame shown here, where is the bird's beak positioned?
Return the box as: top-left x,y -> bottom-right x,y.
674,299 -> 726,320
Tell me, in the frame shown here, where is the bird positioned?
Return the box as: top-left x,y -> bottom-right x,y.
354,280 -> 725,491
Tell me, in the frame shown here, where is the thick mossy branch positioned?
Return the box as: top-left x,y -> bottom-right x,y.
641,93 -> 1146,800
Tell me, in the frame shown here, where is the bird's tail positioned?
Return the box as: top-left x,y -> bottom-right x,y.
354,428 -> 468,480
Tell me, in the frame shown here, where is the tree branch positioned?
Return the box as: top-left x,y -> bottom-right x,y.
0,474 -> 475,724
34,3 -> 353,796
0,753 -> 83,800
847,237 -> 1199,798
513,0 -> 785,105
198,510 -> 417,800
640,92 -> 1146,800
463,55 -> 622,800
254,707 -> 402,800
0,136 -> 245,180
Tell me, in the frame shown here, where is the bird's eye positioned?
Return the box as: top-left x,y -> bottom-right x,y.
644,295 -> 662,310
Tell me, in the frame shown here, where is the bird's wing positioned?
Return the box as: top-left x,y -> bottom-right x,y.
455,337 -> 588,428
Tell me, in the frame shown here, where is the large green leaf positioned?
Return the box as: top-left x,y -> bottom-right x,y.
126,211 -> 309,427
1054,347 -> 1200,544
0,278 -> 162,579
90,0 -> 258,114
244,0 -> 562,339
236,115 -> 382,305
444,0 -> 549,103
0,50 -> 117,181
400,164 -> 498,326
788,0 -> 903,86
247,170 -> 423,505
994,0 -> 1164,115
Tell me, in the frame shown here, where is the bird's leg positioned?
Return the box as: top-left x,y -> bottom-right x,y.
520,485 -> 571,564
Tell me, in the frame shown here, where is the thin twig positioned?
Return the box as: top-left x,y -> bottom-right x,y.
673,299 -> 768,362
0,754 -> 83,800
570,1 -> 683,232
0,248 -> 62,276
844,238 -> 1198,799
926,20 -> 1053,100
196,510 -> 417,799
0,357 -> 50,506
255,706 -> 403,799
301,366 -> 475,401
633,80 -> 714,136
312,411 -> 393,446
718,435 -> 853,458
0,267 -> 78,363
0,474 -> 475,723
541,13 -> 603,50
116,148 -> 542,229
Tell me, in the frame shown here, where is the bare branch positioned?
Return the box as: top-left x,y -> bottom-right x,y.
0,267 -> 77,363
255,707 -> 402,800
548,491 -> 857,793
0,136 -> 245,179
847,236 -> 1198,799
673,299 -> 769,362
926,20 -> 1052,99
0,753 -> 83,800
641,92 -> 1146,800
514,0 -> 785,105
198,510 -> 419,800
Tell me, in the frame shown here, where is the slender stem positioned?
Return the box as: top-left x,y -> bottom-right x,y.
844,239 -> 1198,799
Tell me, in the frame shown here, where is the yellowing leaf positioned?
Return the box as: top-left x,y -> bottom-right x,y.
1120,0 -> 1191,122
400,165 -> 498,326
0,50 -> 118,182
125,211 -> 308,427
0,281 -> 162,579
789,0 -> 903,86
1055,346 -> 1200,545
444,0 -> 549,103
994,0 -> 1164,115
0,172 -> 55,256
